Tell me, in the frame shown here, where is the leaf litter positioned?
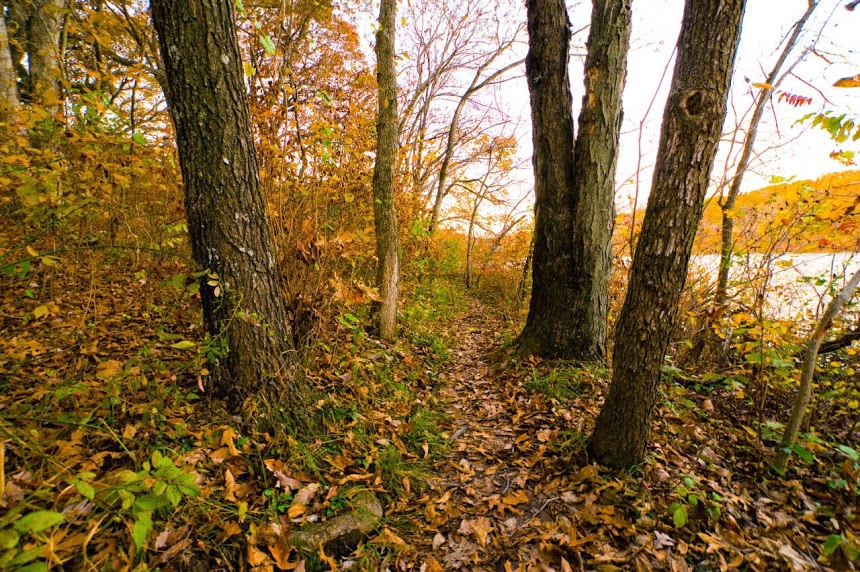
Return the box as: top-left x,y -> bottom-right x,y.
1,254 -> 859,571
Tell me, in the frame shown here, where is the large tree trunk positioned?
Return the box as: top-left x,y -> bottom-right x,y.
371,0 -> 400,341
589,0 -> 747,469
27,0 -> 64,113
150,0 -> 316,432
0,9 -> 18,120
568,0 -> 630,358
516,0 -> 630,360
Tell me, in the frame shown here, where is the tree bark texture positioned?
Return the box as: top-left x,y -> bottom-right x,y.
517,0 -> 630,360
26,0 -> 64,112
568,0 -> 631,358
0,9 -> 19,119
372,0 -> 400,340
150,0 -> 315,431
589,0 -> 747,469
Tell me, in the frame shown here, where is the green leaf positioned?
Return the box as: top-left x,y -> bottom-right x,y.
672,505 -> 688,528
8,545 -> 43,566
13,511 -> 65,533
132,132 -> 147,145
823,534 -> 842,556
151,449 -> 164,468
167,484 -> 182,506
836,444 -> 860,462
260,34 -> 276,55
0,528 -> 20,549
791,444 -> 815,464
234,0 -> 247,15
134,494 -> 169,512
132,519 -> 151,550
75,480 -> 96,500
19,562 -> 48,572
170,340 -> 196,350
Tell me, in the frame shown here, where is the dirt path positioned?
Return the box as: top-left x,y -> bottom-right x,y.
402,297 -> 845,572
412,297 -> 591,570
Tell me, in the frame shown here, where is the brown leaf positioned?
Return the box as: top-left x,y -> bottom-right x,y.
502,489 -> 529,506
424,556 -> 445,572
96,359 -> 123,380
248,544 -> 270,567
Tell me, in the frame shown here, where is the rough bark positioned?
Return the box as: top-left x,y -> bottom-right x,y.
589,0 -> 747,469
0,9 -> 18,120
568,0 -> 631,358
288,490 -> 383,557
516,0 -> 630,360
371,0 -> 400,341
28,0 -> 64,112
776,268 -> 860,471
150,0 -> 316,432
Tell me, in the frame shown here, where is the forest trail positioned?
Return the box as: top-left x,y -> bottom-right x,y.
410,297 -> 596,570
399,297 -> 843,571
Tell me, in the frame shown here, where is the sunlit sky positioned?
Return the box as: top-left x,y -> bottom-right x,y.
358,0 -> 860,217
614,0 -> 860,210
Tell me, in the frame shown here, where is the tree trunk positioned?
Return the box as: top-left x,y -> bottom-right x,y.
589,0 -> 747,469
517,233 -> 535,303
516,0 -> 630,360
28,0 -> 64,113
568,0 -> 631,358
776,268 -> 860,471
0,9 -> 18,120
150,0 -> 316,432
371,0 -> 400,340
465,197 -> 482,289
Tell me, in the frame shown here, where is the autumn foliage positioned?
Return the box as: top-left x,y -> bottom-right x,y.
2,1 -> 860,570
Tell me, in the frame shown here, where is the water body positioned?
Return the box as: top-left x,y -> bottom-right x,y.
689,252 -> 860,322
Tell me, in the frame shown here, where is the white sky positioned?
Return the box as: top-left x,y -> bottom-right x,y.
358,0 -> 860,218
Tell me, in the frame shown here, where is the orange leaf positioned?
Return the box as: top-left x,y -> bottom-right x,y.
833,73 -> 860,88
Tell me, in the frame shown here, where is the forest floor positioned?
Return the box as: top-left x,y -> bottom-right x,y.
1,249 -> 860,571
395,298 -> 860,571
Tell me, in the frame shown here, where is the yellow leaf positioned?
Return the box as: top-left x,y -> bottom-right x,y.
502,489 -> 529,506
848,400 -> 859,410
751,82 -> 773,90
33,305 -> 49,319
833,73 -> 860,88
96,359 -> 123,380
247,544 -> 269,566
287,502 -> 307,519
122,424 -> 137,440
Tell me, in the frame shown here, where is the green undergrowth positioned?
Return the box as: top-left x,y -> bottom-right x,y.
0,226 -> 470,570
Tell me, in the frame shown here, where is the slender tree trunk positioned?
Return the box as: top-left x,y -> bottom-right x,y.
372,0 -> 400,340
150,0 -> 316,432
715,1 -> 817,306
465,197 -> 483,289
0,9 -> 18,120
516,0 -> 630,360
589,0 -> 747,469
517,233 -> 535,303
776,268 -> 860,471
